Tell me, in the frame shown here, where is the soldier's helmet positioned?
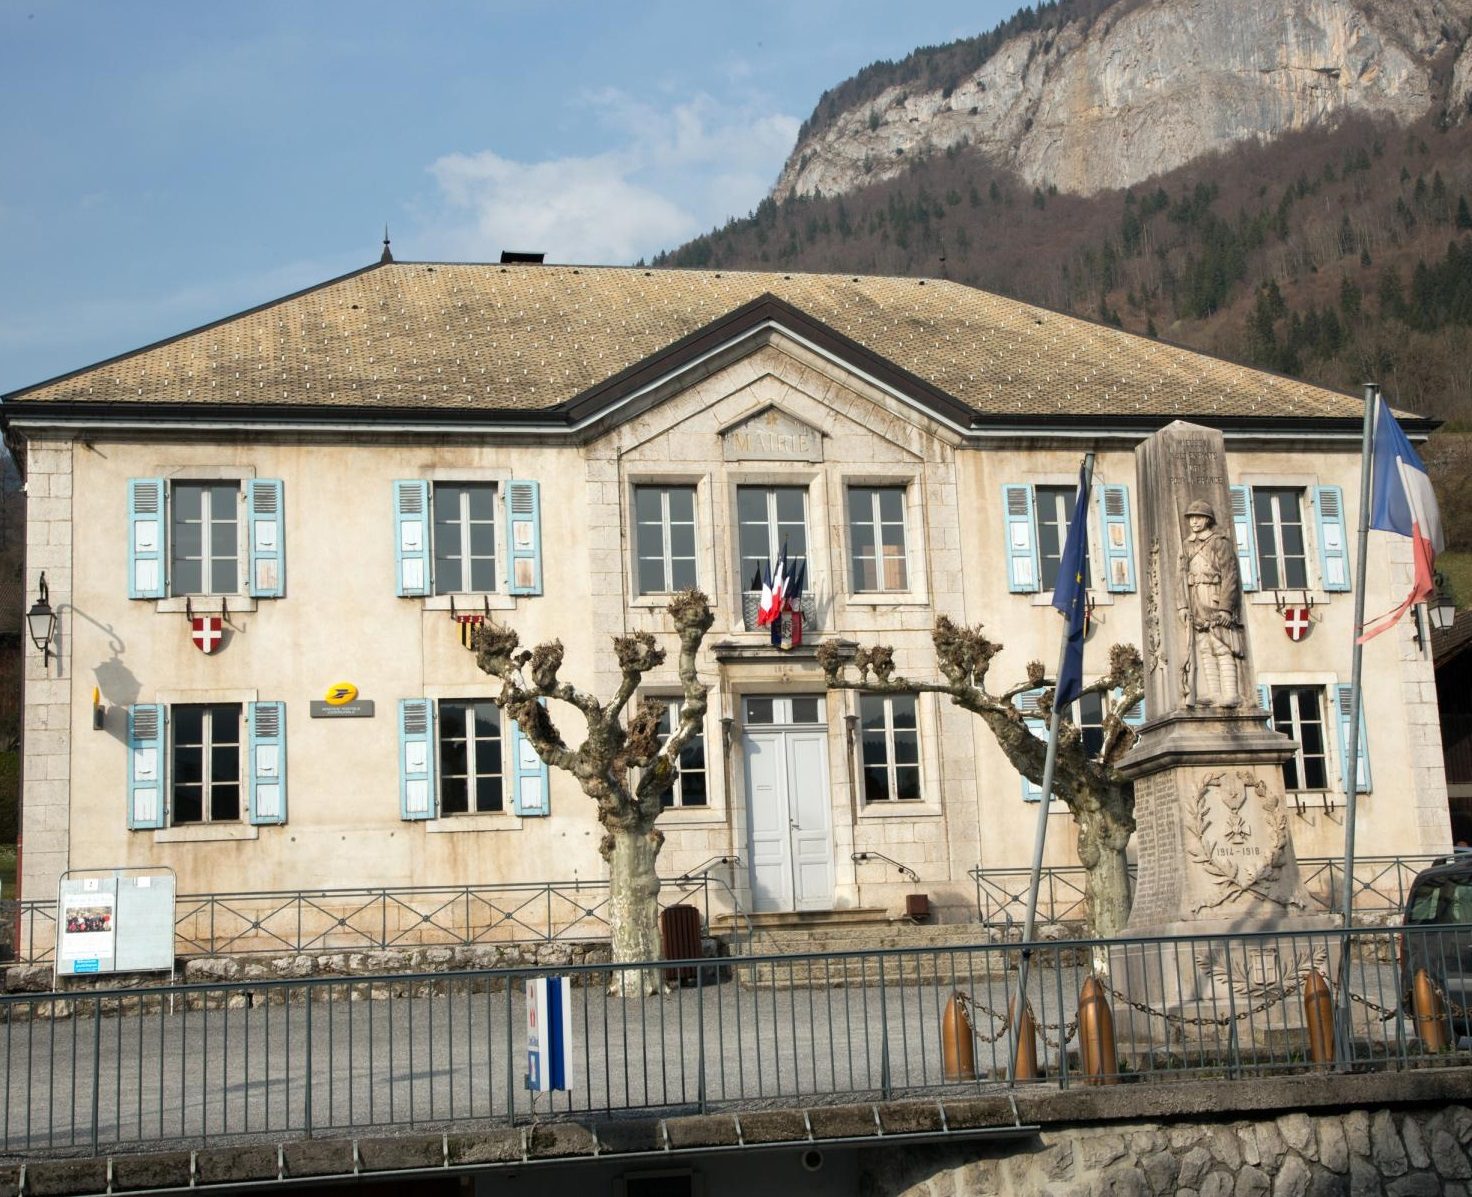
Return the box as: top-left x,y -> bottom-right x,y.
1184,501 -> 1216,523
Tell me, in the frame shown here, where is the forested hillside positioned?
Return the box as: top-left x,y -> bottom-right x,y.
653,114 -> 1472,562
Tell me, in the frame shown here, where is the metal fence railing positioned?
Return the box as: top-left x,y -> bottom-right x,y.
969,855 -> 1449,932
0,874 -> 739,967
1,922 -> 1466,1158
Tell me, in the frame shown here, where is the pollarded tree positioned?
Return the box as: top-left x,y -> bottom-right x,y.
816,617 -> 1144,938
472,589 -> 713,995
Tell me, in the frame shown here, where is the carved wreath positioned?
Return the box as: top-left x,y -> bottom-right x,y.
1194,942 -> 1328,1002
1185,770 -> 1296,914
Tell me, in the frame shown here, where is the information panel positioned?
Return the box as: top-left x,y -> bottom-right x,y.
57,869 -> 175,978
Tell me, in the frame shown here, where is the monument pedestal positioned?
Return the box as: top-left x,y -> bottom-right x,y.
1112,709 -> 1337,1057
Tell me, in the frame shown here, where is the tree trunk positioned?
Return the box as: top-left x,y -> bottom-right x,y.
605,816 -> 664,997
1073,796 -> 1134,940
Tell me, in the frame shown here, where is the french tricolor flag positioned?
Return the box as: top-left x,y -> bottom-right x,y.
1359,395 -> 1444,642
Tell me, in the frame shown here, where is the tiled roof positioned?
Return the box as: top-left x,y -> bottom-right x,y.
5,262 -> 1370,422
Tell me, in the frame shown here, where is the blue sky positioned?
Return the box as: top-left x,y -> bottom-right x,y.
1,1 -> 1020,394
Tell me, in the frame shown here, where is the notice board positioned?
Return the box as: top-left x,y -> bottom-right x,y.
57,869 -> 175,978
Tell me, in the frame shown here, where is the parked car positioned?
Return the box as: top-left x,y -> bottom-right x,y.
1399,856 -> 1472,1034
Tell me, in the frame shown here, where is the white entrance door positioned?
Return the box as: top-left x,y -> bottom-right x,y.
742,696 -> 833,912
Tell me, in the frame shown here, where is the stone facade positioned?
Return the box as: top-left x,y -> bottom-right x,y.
0,264 -> 1452,945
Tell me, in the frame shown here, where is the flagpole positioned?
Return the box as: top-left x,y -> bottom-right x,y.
1010,451 -> 1094,1084
1340,384 -> 1376,930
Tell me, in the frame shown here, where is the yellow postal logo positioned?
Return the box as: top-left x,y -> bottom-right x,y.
324,683 -> 358,706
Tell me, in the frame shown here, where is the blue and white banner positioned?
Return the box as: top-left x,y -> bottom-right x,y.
525,976 -> 573,1093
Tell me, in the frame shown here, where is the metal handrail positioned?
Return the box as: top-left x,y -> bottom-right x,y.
852,851 -> 920,883
0,874 -> 747,966
969,854 -> 1447,929
0,920 -> 1461,1158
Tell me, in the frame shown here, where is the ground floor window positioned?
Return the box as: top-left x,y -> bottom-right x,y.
172,704 -> 242,823
651,698 -> 707,808
860,693 -> 921,802
1269,685 -> 1329,790
439,699 -> 504,813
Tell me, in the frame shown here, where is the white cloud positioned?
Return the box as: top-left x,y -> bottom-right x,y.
418,89 -> 800,265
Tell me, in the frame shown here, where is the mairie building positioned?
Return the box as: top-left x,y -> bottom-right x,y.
0,258 -> 1452,931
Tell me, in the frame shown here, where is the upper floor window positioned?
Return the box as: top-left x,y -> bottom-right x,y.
171,484 -> 240,596
1230,484 -> 1348,594
1253,488 -> 1308,590
737,485 -> 808,592
860,693 -> 921,802
1035,485 -> 1090,594
128,478 -> 285,600
848,487 -> 908,593
650,698 -> 707,808
432,484 -> 498,595
438,699 -> 504,814
394,479 -> 542,598
1001,483 -> 1133,596
634,486 -> 697,595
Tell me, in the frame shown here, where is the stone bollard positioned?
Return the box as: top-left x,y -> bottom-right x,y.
1412,967 -> 1451,1052
1077,974 -> 1119,1085
1302,969 -> 1334,1068
941,991 -> 976,1082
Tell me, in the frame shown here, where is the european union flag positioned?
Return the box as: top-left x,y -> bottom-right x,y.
1051,464 -> 1091,708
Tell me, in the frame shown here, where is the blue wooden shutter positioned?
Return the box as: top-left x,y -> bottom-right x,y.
399,698 -> 436,820
1314,485 -> 1350,593
128,479 -> 167,599
1229,485 -> 1259,592
1016,688 -> 1047,801
1096,485 -> 1137,593
1119,690 -> 1146,728
127,704 -> 166,830
505,480 -> 543,596
247,701 -> 287,825
1002,484 -> 1039,594
510,711 -> 550,816
246,479 -> 286,598
1258,683 -> 1273,730
1334,684 -> 1372,793
394,481 -> 432,597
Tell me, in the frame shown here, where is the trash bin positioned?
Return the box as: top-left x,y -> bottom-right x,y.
660,904 -> 703,985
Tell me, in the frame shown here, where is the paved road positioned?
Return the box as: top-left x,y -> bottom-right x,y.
0,950 -> 1418,1158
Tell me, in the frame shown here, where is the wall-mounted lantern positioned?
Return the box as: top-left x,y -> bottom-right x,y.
26,572 -> 57,666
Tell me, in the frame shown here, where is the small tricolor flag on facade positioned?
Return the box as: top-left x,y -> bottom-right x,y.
454,614 -> 485,649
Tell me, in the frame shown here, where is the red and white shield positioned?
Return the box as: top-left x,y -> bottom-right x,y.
1283,607 -> 1311,642
191,616 -> 223,654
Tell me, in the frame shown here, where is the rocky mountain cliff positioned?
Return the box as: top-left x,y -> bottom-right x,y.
775,0 -> 1472,200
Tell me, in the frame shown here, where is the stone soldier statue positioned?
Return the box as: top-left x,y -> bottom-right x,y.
1177,500 -> 1245,707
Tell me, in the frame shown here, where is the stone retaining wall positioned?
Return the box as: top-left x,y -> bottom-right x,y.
867,1104 -> 1472,1196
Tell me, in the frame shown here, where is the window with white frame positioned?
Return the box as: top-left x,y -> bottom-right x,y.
128,478 -> 285,601
1002,483 -> 1130,596
1253,488 -> 1309,590
650,698 -> 707,808
737,485 -> 808,592
848,486 -> 908,592
393,479 -> 541,599
437,699 -> 504,813
1035,485 -> 1090,593
1268,685 -> 1329,790
634,486 -> 698,595
170,484 -> 240,596
432,484 -> 498,595
172,704 -> 242,824
860,693 -> 921,802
